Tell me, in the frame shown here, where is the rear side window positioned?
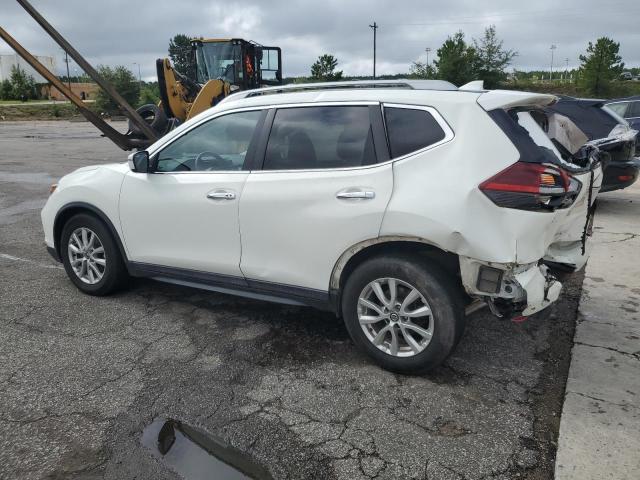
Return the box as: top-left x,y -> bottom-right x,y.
384,107 -> 446,158
263,106 -> 376,170
628,101 -> 640,118
606,102 -> 629,118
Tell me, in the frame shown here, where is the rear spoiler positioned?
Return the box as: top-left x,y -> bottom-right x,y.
477,90 -> 558,111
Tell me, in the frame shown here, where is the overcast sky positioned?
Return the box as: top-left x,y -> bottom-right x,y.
1,0 -> 639,82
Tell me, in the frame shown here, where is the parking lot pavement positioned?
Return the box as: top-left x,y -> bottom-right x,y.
555,182 -> 640,480
1,121 -> 581,480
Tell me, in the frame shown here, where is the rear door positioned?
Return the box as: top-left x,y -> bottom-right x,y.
238,103 -> 392,294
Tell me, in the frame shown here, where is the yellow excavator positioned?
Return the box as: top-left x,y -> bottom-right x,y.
0,0 -> 282,150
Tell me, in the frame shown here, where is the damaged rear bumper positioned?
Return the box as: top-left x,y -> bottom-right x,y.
459,256 -> 562,318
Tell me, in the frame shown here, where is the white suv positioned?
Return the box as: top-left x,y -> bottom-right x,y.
41,81 -> 602,373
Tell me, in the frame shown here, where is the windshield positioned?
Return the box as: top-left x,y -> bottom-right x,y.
195,42 -> 241,84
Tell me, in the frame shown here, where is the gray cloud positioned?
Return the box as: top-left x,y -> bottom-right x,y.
1,0 -> 638,82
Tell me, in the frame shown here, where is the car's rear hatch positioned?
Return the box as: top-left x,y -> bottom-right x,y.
477,90 -> 603,270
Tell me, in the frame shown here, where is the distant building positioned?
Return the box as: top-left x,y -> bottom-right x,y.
43,82 -> 99,101
0,54 -> 55,83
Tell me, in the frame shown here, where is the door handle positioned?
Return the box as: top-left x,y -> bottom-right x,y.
336,190 -> 375,200
207,190 -> 236,200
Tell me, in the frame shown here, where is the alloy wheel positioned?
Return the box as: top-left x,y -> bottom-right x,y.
67,227 -> 106,285
357,277 -> 434,357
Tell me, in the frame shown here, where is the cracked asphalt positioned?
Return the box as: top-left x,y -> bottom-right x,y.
0,121 -> 583,480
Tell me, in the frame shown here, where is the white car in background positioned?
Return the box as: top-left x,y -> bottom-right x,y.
41,80 -> 602,373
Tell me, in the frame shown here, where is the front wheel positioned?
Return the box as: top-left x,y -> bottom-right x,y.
60,213 -> 129,296
341,255 -> 464,374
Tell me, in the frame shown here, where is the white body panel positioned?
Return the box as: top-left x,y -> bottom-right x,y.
41,163 -> 128,251
239,164 -> 393,291
119,171 -> 247,276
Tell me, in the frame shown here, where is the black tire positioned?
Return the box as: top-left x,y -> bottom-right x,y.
128,103 -> 168,136
60,213 -> 129,296
341,254 -> 465,374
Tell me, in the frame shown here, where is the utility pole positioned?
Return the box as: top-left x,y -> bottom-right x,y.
549,44 -> 556,81
63,50 -> 71,91
425,47 -> 431,76
369,22 -> 378,79
564,58 -> 569,82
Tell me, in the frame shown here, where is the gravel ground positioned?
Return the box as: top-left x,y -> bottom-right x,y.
0,121 -> 582,480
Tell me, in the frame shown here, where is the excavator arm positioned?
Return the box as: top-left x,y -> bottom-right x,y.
0,0 -> 159,150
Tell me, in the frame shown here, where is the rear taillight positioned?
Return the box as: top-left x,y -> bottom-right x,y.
480,162 -> 581,211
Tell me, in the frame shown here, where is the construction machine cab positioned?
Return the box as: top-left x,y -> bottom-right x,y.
191,38 -> 282,90
155,38 -> 282,134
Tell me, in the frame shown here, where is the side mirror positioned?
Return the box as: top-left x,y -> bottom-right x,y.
128,151 -> 150,173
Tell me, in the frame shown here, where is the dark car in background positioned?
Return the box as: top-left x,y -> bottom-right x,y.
548,97 -> 639,192
606,96 -> 640,131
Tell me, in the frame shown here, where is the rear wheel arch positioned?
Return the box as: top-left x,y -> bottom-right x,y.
54,203 -> 128,264
330,238 -> 463,315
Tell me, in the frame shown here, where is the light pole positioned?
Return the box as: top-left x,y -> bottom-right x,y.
133,62 -> 142,86
369,22 -> 378,79
425,47 -> 431,76
549,44 -> 556,81
62,50 -> 71,91
564,58 -> 569,82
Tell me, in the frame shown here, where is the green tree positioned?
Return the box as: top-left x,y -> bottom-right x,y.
310,54 -> 343,81
0,79 -> 12,100
579,37 -> 624,96
139,82 -> 160,106
409,61 -> 437,79
94,65 -> 140,114
9,66 -> 37,100
433,32 -> 478,86
168,34 -> 192,75
473,25 -> 516,88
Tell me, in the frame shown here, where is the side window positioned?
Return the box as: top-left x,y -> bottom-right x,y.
384,107 -> 446,158
628,101 -> 640,118
155,110 -> 262,172
263,106 -> 376,170
606,102 -> 629,118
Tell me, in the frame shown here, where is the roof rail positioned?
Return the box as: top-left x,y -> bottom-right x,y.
222,79 -> 458,102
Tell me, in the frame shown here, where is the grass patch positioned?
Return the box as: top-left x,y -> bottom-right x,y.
0,102 -> 89,120
0,99 -> 64,105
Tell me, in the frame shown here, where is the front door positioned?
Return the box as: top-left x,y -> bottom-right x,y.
119,109 -> 264,277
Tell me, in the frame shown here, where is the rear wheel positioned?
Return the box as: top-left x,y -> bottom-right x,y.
341,255 -> 464,374
60,213 -> 129,296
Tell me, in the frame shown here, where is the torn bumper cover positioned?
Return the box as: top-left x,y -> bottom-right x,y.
459,257 -> 562,317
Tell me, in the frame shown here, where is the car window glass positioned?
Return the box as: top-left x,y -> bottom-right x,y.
606,102 -> 629,118
628,101 -> 640,118
384,107 -> 446,158
263,106 -> 376,170
156,110 -> 261,172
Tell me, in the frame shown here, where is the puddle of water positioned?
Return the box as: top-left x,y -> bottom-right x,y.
141,418 -> 273,480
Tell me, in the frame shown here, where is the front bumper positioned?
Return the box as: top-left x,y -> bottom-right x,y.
459,257 -> 562,317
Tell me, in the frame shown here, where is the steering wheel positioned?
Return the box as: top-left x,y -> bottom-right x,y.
195,151 -> 229,171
